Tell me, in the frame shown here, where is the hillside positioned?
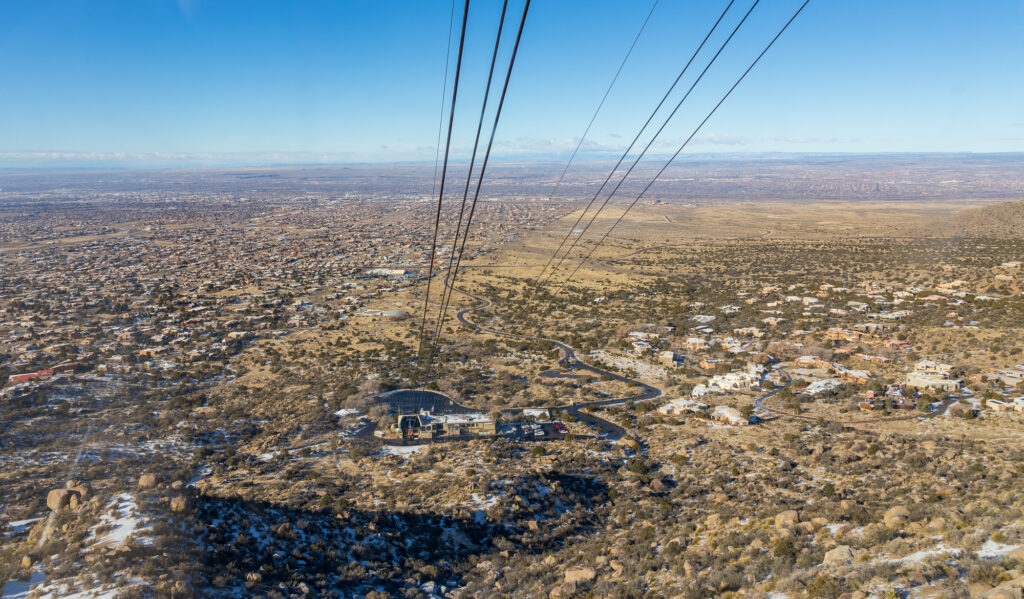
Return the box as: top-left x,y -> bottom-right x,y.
926,198 -> 1024,237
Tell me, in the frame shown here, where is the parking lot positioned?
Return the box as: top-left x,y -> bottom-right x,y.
502,421 -> 568,441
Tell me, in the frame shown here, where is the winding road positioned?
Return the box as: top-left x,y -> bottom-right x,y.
360,268 -> 667,445
753,370 -> 960,425
443,266 -> 960,430
363,260 -> 952,446
444,269 -> 663,407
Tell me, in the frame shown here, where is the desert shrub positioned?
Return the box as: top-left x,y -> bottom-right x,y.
773,538 -> 797,560
627,459 -> 649,475
969,563 -> 1003,586
806,574 -> 843,598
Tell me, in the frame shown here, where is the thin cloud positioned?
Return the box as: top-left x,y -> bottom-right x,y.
773,136 -> 838,144
0,150 -> 375,168
690,133 -> 752,146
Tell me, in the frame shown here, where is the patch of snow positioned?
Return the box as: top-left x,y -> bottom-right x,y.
36,585 -> 121,599
381,445 -> 426,457
30,575 -> 133,599
1,571 -> 46,599
90,493 -> 150,548
7,518 -> 40,534
977,540 -> 1019,559
189,464 -> 212,486
881,544 -> 961,564
470,493 -> 499,510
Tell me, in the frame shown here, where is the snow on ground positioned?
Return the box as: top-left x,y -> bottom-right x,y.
470,493 -> 499,510
32,583 -> 121,599
381,445 -> 426,457
881,544 -> 962,564
0,436 -> 191,468
977,540 -> 1020,559
24,573 -> 139,599
5,518 -> 40,534
588,350 -> 668,381
334,408 -> 360,417
1,571 -> 46,599
468,493 -> 500,524
90,493 -> 150,548
189,464 -> 212,486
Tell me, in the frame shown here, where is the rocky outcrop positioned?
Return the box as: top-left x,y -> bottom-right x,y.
615,438 -> 641,452
976,575 -> 1024,599
47,488 -> 79,511
66,480 -> 91,500
138,473 -> 158,489
564,566 -> 596,584
822,545 -> 856,567
775,510 -> 800,529
884,505 -> 910,527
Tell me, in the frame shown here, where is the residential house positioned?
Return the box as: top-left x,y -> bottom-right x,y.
712,405 -> 750,426
657,398 -> 708,416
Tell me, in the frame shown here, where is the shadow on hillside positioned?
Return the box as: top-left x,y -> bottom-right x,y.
182,471 -> 608,596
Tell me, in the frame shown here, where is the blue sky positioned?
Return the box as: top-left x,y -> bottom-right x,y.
1,0 -> 1022,168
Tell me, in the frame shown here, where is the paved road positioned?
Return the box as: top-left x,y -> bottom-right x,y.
444,270 -> 663,408
354,268 -> 665,444
435,261 -> 960,434
360,387 -> 623,445
755,379 -> 959,425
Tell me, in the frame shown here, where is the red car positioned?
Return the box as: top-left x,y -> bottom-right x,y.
553,422 -> 568,434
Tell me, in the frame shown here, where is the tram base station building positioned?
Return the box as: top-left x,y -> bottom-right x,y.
382,411 -> 497,440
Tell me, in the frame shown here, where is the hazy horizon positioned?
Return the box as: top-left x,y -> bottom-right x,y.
3,150 -> 1024,173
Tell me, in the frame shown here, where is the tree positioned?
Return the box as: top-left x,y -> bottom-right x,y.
917,394 -> 933,412
773,537 -> 797,560
740,403 -> 755,421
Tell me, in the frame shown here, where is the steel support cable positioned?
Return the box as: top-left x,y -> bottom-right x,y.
432,0 -> 510,345
417,0 -> 471,361
532,0 -> 737,292
531,0 -> 660,284
429,0 -> 457,201
427,0 -> 532,360
540,0 -> 760,291
553,0 -> 812,296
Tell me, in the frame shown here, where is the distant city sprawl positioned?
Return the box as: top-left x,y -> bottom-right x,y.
1,160 -> 1024,597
